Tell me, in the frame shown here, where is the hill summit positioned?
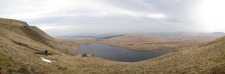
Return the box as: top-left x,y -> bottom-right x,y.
0,18 -> 28,26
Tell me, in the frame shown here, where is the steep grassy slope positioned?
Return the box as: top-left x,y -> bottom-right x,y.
136,36 -> 225,73
0,18 -> 224,73
29,26 -> 54,40
29,25 -> 79,55
0,22 -> 60,73
0,18 -> 79,55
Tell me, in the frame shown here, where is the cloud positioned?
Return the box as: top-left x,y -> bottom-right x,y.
0,0 -> 168,19
0,0 -> 203,37
38,25 -> 73,31
147,13 -> 166,19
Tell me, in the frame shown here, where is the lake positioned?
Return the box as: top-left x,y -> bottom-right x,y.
75,43 -> 173,62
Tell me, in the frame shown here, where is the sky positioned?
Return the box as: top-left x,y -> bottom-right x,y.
0,0 -> 225,37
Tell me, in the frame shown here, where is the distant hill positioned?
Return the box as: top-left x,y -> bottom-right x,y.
60,34 -> 124,39
97,33 -> 224,51
63,32 -> 225,41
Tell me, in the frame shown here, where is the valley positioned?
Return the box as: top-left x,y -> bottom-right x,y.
70,33 -> 223,52
0,18 -> 224,73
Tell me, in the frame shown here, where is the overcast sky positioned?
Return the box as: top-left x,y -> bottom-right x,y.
1,0 -> 225,37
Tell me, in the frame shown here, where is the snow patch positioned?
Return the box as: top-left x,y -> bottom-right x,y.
40,57 -> 55,63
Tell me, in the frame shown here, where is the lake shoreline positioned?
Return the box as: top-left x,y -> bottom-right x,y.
75,43 -> 173,62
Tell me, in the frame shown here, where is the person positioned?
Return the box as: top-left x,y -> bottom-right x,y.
45,50 -> 48,56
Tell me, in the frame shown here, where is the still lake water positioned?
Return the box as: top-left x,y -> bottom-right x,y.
75,43 -> 173,62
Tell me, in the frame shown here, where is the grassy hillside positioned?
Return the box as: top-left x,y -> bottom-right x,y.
0,18 -> 224,73
29,25 -> 79,55
97,34 -> 220,51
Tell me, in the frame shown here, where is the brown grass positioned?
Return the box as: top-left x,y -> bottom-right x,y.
29,25 -> 80,55
97,34 -> 218,51
0,18 -> 224,74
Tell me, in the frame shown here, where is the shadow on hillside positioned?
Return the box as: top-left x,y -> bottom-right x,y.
34,52 -> 54,55
211,66 -> 225,74
12,40 -> 40,51
11,40 -> 54,55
